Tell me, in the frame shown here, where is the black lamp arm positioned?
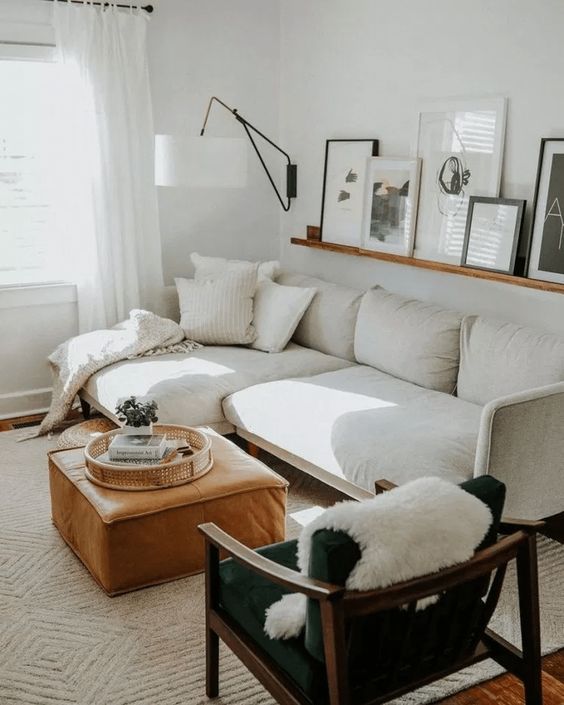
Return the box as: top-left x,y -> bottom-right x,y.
199,96 -> 296,211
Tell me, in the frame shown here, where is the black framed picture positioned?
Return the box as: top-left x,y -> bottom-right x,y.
526,138 -> 564,284
461,197 -> 525,275
319,139 -> 379,246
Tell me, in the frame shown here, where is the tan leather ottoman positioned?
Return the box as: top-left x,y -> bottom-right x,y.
48,433 -> 288,595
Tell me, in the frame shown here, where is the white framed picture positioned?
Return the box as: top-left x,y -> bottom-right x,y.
413,96 -> 507,264
527,138 -> 564,284
320,139 -> 379,247
361,157 -> 421,257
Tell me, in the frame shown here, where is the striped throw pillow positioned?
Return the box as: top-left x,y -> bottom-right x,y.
175,267 -> 258,345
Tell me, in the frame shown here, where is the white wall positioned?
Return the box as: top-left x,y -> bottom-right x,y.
0,287 -> 77,418
0,0 -> 281,416
279,0 -> 564,334
148,0 -> 281,283
0,0 -> 73,418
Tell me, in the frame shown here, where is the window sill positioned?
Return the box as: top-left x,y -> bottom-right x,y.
0,282 -> 77,309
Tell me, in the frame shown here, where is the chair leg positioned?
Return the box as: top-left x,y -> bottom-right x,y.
517,533 -> 543,705
320,600 -> 350,705
206,624 -> 219,698
205,541 -> 220,698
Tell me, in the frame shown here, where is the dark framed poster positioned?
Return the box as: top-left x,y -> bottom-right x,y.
462,196 -> 525,275
319,139 -> 379,247
527,138 -> 564,284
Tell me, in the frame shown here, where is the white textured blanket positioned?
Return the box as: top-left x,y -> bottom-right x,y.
34,309 -> 201,437
264,477 -> 492,640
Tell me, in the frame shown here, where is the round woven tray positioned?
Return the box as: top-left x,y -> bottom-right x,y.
84,424 -> 213,491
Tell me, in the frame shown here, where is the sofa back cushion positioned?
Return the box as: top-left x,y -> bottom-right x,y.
457,316 -> 564,405
276,272 -> 363,361
354,288 -> 463,393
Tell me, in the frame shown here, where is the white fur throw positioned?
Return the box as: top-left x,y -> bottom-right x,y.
264,477 -> 492,640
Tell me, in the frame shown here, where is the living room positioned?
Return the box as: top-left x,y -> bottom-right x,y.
1,1 -> 563,704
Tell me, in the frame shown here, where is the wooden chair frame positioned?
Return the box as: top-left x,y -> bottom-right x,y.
200,478 -> 543,705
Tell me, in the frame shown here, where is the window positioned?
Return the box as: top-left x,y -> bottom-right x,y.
0,58 -> 66,286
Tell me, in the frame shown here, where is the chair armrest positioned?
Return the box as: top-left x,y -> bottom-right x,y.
474,382 -> 564,520
374,481 -> 545,533
198,523 -> 344,601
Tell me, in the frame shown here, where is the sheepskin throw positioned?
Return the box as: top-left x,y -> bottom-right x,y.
32,310 -> 201,438
264,477 -> 492,640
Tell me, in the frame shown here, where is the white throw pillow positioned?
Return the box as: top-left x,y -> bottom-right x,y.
175,267 -> 257,345
191,252 -> 279,283
251,280 -> 316,353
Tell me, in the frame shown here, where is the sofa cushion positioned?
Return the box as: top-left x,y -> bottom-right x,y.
354,288 -> 463,394
223,365 -> 482,490
251,279 -> 316,353
84,343 -> 352,429
276,272 -> 363,362
457,316 -> 564,405
176,269 -> 258,345
191,252 -> 280,282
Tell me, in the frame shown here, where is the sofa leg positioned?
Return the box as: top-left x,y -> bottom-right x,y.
79,397 -> 91,420
247,441 -> 260,459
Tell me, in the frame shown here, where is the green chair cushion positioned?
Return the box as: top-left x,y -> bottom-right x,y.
304,475 -> 506,661
218,539 -> 325,703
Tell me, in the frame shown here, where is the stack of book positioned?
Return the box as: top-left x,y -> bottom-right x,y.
106,434 -> 170,465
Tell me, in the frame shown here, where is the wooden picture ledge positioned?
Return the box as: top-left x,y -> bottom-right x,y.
290,236 -> 564,295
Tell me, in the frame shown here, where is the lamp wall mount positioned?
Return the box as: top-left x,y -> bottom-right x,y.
200,96 -> 296,211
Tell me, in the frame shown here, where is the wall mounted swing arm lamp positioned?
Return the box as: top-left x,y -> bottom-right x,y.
200,96 -> 297,211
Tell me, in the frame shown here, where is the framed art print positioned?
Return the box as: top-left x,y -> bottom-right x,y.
527,138 -> 564,284
414,97 -> 507,264
361,157 -> 422,256
461,196 -> 525,275
320,139 -> 379,246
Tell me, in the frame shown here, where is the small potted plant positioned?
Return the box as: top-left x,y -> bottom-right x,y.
115,397 -> 159,435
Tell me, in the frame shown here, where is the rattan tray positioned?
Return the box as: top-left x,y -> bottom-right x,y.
84,424 -> 213,491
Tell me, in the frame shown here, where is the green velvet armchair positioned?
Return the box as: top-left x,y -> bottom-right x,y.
198,477 -> 543,705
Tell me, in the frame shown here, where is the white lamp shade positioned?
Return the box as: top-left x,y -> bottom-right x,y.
155,135 -> 247,188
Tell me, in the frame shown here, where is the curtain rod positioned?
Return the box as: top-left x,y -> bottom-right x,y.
42,0 -> 154,12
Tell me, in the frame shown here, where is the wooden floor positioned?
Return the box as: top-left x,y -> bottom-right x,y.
2,411 -> 562,704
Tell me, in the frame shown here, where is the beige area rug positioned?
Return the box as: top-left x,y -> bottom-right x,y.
0,430 -> 562,705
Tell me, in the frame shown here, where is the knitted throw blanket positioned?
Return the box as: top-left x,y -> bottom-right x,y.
264,477 -> 492,640
33,309 -> 201,437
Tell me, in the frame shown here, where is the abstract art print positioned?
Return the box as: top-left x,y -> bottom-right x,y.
414,97 -> 507,263
361,157 -> 421,256
461,197 -> 524,275
320,139 -> 379,246
527,138 -> 564,284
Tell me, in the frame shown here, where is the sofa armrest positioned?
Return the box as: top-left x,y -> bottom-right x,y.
474,382 -> 564,520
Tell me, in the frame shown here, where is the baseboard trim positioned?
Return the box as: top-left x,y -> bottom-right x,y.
0,387 -> 52,419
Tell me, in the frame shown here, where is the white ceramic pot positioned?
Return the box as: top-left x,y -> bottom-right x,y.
121,423 -> 153,435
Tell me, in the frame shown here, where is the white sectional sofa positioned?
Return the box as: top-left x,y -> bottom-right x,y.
80,271 -> 564,522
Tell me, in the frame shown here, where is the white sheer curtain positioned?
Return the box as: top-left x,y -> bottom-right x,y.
52,1 -> 163,333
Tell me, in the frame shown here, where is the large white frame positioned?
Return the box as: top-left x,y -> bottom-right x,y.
413,96 -> 507,264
